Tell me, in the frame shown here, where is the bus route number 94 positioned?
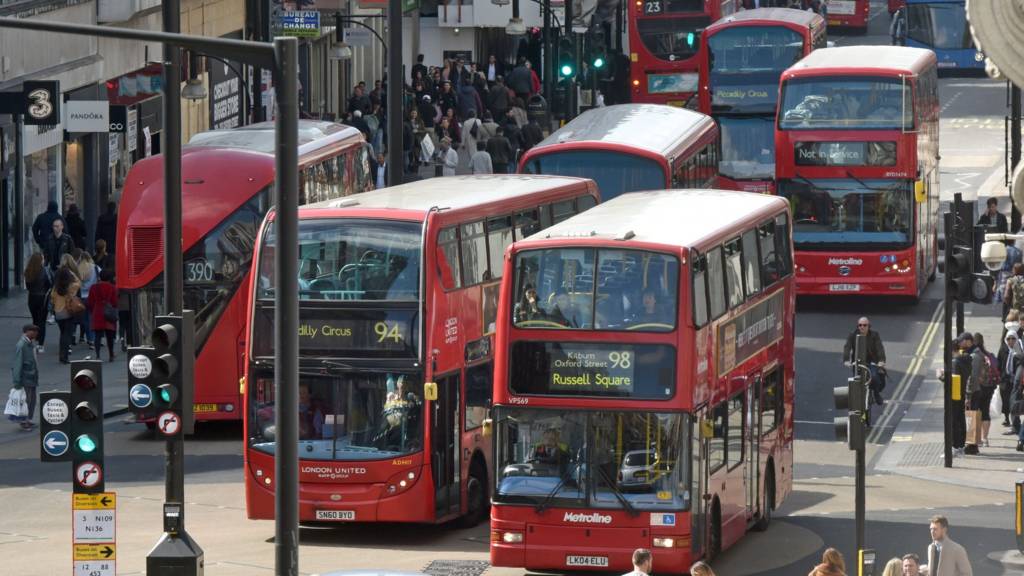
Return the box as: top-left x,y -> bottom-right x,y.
374,321 -> 404,344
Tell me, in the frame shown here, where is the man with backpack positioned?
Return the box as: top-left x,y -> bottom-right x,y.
1004,263 -> 1024,320
968,332 -> 999,449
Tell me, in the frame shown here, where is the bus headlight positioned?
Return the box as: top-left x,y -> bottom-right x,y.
492,530 -> 524,544
385,468 -> 419,496
653,536 -> 688,548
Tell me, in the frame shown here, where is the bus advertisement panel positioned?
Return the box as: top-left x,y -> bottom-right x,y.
774,47 -> 940,297
117,121 -> 372,424
490,189 -> 795,572
244,175 -> 600,525
629,0 -> 741,106
699,8 -> 826,193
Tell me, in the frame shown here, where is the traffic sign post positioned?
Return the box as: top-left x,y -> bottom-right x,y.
72,492 -> 116,576
38,391 -> 72,462
70,360 -> 105,494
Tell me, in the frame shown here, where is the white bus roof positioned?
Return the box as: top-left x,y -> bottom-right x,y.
303,175 -> 594,214
529,104 -> 716,159
785,46 -> 936,76
530,189 -> 788,249
707,6 -> 824,30
186,120 -> 362,156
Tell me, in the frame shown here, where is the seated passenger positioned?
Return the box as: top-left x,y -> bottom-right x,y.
546,289 -> 576,327
632,289 -> 666,325
299,383 -> 327,440
514,284 -> 542,323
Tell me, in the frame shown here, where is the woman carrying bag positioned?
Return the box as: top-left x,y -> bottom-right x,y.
51,264 -> 83,364
24,253 -> 50,354
88,269 -> 118,362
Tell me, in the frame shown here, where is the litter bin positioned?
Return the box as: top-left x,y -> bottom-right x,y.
526,95 -> 550,132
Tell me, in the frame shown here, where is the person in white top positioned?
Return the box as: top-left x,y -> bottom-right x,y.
622,548 -> 652,576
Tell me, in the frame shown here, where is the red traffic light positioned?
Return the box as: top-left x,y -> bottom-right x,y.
152,323 -> 179,350
74,401 -> 99,421
73,369 -> 98,391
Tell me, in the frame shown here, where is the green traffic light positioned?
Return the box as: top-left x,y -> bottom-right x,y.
593,56 -> 605,69
561,64 -> 574,77
687,32 -> 695,47
160,388 -> 172,403
76,434 -> 97,454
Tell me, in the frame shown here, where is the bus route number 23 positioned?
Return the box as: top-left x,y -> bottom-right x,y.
643,0 -> 662,14
374,321 -> 404,344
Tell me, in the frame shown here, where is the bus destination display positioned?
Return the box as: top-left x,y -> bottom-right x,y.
252,307 -> 417,357
549,346 -> 636,393
510,341 -> 675,399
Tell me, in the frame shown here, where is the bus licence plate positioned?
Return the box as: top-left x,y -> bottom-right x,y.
315,510 -> 355,521
193,403 -> 218,413
829,283 -> 861,292
567,556 -> 609,567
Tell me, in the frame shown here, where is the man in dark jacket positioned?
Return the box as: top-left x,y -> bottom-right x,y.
95,201 -> 117,256
486,126 -> 514,174
488,77 -> 511,122
64,203 -> 87,250
32,200 -> 61,250
843,316 -> 887,405
348,84 -> 372,116
506,58 -> 533,100
977,197 -> 1009,233
44,218 -> 73,272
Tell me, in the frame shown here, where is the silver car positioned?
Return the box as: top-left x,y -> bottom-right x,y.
618,450 -> 667,490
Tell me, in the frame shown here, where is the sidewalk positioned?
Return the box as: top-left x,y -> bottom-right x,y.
875,300 -> 1024,493
0,289 -> 128,445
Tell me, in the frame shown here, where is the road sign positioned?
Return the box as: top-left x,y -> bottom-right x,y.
75,461 -> 103,489
72,493 -> 115,575
128,354 -> 152,379
74,493 -> 115,509
42,397 -> 69,425
157,411 -> 181,436
74,560 -> 114,576
73,543 -> 115,561
74,508 -> 115,541
129,384 -> 153,408
42,430 -> 69,457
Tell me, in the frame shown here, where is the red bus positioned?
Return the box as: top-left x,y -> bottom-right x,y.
519,104 -> 719,200
244,175 -> 600,525
825,0 -> 871,30
699,8 -> 826,193
118,121 -> 373,424
775,46 -> 940,297
490,189 -> 795,572
628,0 -> 741,106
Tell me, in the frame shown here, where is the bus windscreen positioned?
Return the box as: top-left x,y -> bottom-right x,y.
779,77 -> 913,130
708,26 -> 803,113
779,179 -> 913,248
907,2 -> 973,50
637,16 -> 710,62
719,116 -> 775,180
494,408 -> 690,510
522,151 -> 666,200
257,218 -> 421,301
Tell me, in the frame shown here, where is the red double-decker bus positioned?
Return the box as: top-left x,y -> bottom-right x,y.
699,8 -> 826,193
118,121 -> 372,424
519,104 -> 719,200
775,47 -> 939,297
244,175 -> 600,525
825,0 -> 871,30
490,189 -> 795,571
628,0 -> 741,106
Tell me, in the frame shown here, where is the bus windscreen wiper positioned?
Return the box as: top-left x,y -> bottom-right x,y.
535,462 -> 580,513
596,466 -> 639,517
794,174 -> 829,196
845,170 -> 887,192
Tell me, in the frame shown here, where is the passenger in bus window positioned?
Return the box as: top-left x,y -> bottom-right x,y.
546,289 -> 576,327
298,383 -> 326,440
377,376 -> 422,451
633,288 -> 664,325
514,284 -> 541,323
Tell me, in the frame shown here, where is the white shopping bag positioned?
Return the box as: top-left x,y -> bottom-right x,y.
992,389 -> 1004,421
4,388 -> 27,421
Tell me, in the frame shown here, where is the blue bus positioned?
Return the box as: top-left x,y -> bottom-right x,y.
902,0 -> 984,71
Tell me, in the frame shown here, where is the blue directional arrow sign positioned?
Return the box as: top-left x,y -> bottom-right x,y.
42,430 -> 69,457
129,384 -> 152,409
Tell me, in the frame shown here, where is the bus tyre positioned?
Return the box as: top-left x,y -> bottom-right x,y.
754,469 -> 774,532
457,464 -> 488,528
708,501 -> 722,561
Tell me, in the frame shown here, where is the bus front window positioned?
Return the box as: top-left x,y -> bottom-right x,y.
708,26 -> 803,114
718,117 -> 775,180
249,372 -> 424,460
779,77 -> 913,130
779,179 -> 913,249
494,408 -> 690,511
523,151 -> 667,200
637,16 -> 709,62
907,3 -> 973,50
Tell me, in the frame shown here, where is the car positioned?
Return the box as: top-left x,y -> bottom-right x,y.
617,450 -> 671,491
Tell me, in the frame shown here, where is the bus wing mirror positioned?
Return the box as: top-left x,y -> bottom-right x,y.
700,418 -> 714,439
424,381 -> 439,401
914,180 -> 926,203
482,418 -> 493,438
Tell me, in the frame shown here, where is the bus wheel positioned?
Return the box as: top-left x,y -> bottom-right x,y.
457,464 -> 488,528
708,501 -> 722,561
754,469 -> 774,532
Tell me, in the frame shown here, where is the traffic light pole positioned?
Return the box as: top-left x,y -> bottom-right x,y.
943,210 -> 954,468
854,335 -> 866,555
565,0 -> 575,120
543,0 -> 553,109
953,194 -> 966,337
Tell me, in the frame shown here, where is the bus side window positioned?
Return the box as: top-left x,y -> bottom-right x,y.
538,204 -> 553,230
551,200 -> 575,224
437,226 -> 462,290
758,220 -> 779,286
741,229 -> 761,298
465,362 -> 492,431
760,368 -> 783,435
486,216 -> 515,280
709,402 -> 727,472
774,214 -> 793,277
515,209 -> 541,239
576,194 -> 597,213
723,238 -> 744,309
692,251 -> 709,328
707,246 -> 726,320
461,221 -> 489,285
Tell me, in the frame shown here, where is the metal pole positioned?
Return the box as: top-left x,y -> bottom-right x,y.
855,334 -> 866,554
943,210 -> 954,468
1012,84 -> 1021,231
543,0 -> 552,109
273,36 -> 301,576
953,193 -> 965,337
387,0 -> 403,186
13,114 -> 23,289
565,0 -> 575,120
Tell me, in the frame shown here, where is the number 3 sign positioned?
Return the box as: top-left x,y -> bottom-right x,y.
21,81 -> 60,126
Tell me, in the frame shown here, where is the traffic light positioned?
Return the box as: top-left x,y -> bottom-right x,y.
70,359 -> 104,494
947,235 -> 994,303
686,31 -> 697,50
150,313 -> 196,437
834,373 -> 867,451
558,38 -> 576,78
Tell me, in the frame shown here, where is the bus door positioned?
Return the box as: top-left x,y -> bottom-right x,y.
746,375 -> 762,521
691,405 -> 709,558
432,372 -> 461,519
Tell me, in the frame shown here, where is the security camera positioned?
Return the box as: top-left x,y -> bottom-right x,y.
981,240 -> 1007,272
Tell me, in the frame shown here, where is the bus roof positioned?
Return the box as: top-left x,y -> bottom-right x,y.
783,46 -> 936,78
528,104 -> 716,160
302,175 -> 594,216
527,189 -> 787,249
187,120 -> 363,156
705,6 -> 824,33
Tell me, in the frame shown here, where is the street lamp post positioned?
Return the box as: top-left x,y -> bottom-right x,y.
0,16 -> 302,576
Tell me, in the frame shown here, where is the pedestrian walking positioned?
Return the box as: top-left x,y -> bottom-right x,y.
843,317 -> 888,405
435,137 -> 459,177
43,218 -> 73,273
622,548 -> 652,576
24,253 -> 50,354
11,324 -> 40,430
925,515 -> 972,576
77,250 -> 99,348
998,327 -> 1023,429
93,239 -> 113,273
32,200 -> 61,251
462,109 -> 484,156
967,332 -> 999,446
95,202 -> 117,259
470,149 -> 493,174
690,561 -> 716,576
51,264 -> 82,364
977,197 -> 1008,233
903,553 -> 923,576
88,268 -> 118,362
64,203 -> 87,250
951,332 -> 973,455
882,557 -> 903,576
890,7 -> 907,45
1005,263 -> 1024,319
809,548 -> 846,576
486,126 -> 514,174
